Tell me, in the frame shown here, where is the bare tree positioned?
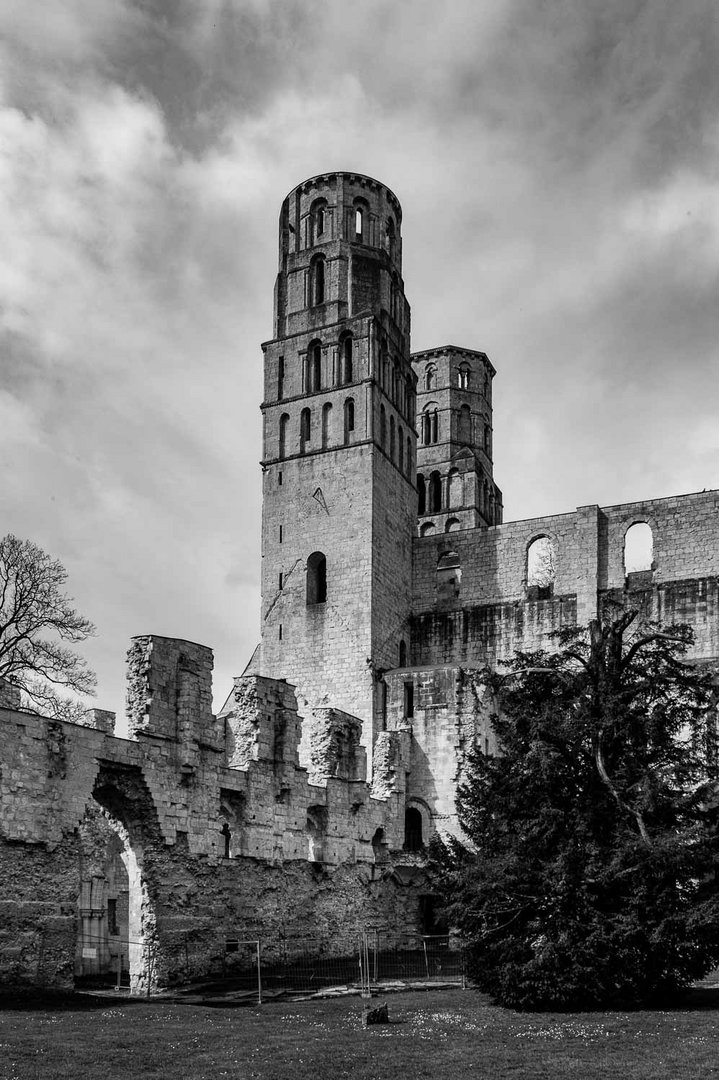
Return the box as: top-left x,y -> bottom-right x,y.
0,534 -> 97,721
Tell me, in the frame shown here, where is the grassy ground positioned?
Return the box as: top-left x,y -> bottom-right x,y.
2,986 -> 719,1080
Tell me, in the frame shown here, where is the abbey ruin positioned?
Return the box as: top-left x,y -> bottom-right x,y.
2,172 -> 719,995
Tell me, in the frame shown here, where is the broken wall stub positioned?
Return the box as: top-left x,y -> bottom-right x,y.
0,637 -> 420,996
383,666 -> 497,837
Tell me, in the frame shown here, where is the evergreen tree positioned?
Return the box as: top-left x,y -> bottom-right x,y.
432,611 -> 719,1010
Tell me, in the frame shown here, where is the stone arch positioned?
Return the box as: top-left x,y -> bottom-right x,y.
88,763 -> 163,993
526,535 -> 556,599
420,521 -> 436,537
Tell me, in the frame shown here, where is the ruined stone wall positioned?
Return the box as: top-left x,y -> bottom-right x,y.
411,490 -> 719,667
383,666 -> 498,837
0,637 -> 421,995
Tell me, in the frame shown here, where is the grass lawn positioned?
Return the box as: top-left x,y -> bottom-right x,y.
2,986 -> 719,1080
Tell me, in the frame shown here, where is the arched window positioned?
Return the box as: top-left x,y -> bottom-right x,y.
624,522 -> 653,574
392,359 -> 399,404
380,404 -> 387,449
420,522 -> 436,536
386,217 -> 396,260
527,536 -> 556,599
398,424 -> 404,472
447,468 -> 462,507
422,404 -> 439,445
343,398 -> 355,445
417,473 -> 426,515
372,826 -> 388,864
458,404 -> 472,444
399,640 -> 407,667
307,551 -> 327,605
307,341 -> 322,392
404,807 -> 424,852
390,415 -> 396,461
437,550 -> 461,599
322,402 -> 332,449
458,364 -> 470,389
311,255 -> 326,306
381,345 -> 389,392
300,408 -> 311,454
390,273 -> 399,324
353,202 -> 366,242
279,413 -> 289,460
406,436 -> 412,476
425,364 -> 436,391
483,422 -> 491,454
445,518 -> 460,533
428,470 -> 442,513
341,335 -> 353,384
310,198 -> 328,244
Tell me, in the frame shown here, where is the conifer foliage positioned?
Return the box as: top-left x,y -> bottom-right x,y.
432,611 -> 719,1010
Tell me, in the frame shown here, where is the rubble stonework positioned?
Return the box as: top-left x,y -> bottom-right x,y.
3,170 -> 719,995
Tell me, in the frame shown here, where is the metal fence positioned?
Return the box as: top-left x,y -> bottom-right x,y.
217,932 -> 464,1001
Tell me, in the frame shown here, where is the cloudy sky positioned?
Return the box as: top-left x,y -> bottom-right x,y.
1,0 -> 718,733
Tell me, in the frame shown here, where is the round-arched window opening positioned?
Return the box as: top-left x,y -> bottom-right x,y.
624,522 -> 653,574
404,807 -> 424,852
527,536 -> 555,600
306,551 -> 327,605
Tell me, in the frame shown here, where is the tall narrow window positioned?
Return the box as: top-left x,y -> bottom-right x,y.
437,550 -> 461,600
527,536 -> 556,599
277,355 -> 284,400
279,413 -> 289,460
417,474 -> 426,515
624,522 -> 653,574
387,217 -> 396,259
483,423 -> 491,454
355,207 -> 363,240
404,807 -> 423,852
398,424 -> 404,472
300,408 -> 311,454
343,398 -> 355,445
458,364 -> 470,389
308,342 -> 322,392
428,471 -> 442,512
312,256 -> 325,305
380,404 -> 387,449
390,416 -> 396,461
316,205 -> 325,236
403,681 -> 414,718
342,336 -> 353,384
399,640 -> 407,667
307,551 -> 327,605
322,402 -> 332,449
431,409 -> 438,444
425,365 -> 436,391
406,436 -> 412,476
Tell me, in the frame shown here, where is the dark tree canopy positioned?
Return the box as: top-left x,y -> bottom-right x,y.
0,534 -> 97,721
432,611 -> 719,1010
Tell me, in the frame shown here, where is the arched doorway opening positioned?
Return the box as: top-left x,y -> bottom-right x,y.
75,763 -> 160,993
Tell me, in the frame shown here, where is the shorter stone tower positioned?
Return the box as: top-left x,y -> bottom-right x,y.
413,345 -> 503,534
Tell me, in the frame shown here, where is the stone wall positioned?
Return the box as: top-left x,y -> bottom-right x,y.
0,636 -> 422,996
411,490 -> 719,667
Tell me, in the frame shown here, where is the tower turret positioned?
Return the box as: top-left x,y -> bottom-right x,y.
413,345 -> 503,534
258,173 -> 417,768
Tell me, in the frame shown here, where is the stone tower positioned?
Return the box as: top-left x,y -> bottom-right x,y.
258,172 -> 417,764
412,345 -> 503,534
